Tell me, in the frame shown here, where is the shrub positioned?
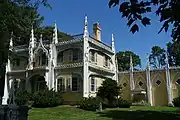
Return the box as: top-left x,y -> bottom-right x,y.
117,98 -> 132,108
172,96 -> 180,107
32,89 -> 63,108
15,91 -> 34,106
97,78 -> 121,106
79,97 -> 98,111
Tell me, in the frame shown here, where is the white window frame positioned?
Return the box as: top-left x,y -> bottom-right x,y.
90,77 -> 95,92
57,77 -> 65,92
66,77 -> 72,91
72,77 -> 80,92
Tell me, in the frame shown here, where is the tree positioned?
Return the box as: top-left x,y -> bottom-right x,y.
167,41 -> 180,66
108,0 -> 180,41
149,46 -> 166,68
97,78 -> 121,106
0,0 -> 45,103
116,51 -> 141,71
35,26 -> 73,43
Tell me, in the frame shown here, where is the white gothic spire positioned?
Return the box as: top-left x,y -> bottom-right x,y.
53,21 -> 58,44
111,33 -> 115,52
165,50 -> 169,68
30,25 -> 35,48
40,34 -> 43,44
9,32 -> 13,51
146,53 -> 150,70
83,15 -> 89,37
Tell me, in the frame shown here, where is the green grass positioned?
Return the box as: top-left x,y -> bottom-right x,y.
28,106 -> 180,120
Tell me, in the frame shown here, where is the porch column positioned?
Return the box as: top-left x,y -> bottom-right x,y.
146,54 -> 153,106
165,52 -> 173,106
146,67 -> 153,106
83,15 -> 89,97
2,74 -> 9,105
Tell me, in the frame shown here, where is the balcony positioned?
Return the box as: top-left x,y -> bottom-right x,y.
89,62 -> 114,75
56,61 -> 83,69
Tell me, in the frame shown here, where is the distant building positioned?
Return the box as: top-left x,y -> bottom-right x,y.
2,16 -> 180,106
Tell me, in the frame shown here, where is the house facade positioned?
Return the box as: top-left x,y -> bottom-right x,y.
2,16 -> 180,106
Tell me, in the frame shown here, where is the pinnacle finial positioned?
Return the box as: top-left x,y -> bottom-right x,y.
111,33 -> 115,52
9,32 -> 13,51
83,15 -> 89,37
40,34 -> 43,39
85,15 -> 88,26
53,21 -> 58,44
112,33 -> 114,42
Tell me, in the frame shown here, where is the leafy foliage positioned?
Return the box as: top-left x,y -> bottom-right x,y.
116,51 -> 141,71
15,89 -> 63,108
0,0 -> 44,98
97,78 -> 121,106
79,97 -> 99,111
149,46 -> 166,68
117,98 -> 132,108
167,41 -> 180,66
32,89 -> 63,108
172,96 -> 180,107
15,91 -> 34,106
108,0 -> 180,41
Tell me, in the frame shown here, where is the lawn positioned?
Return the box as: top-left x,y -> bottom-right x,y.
28,106 -> 180,120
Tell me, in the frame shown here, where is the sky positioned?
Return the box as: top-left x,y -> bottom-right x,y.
38,0 -> 172,69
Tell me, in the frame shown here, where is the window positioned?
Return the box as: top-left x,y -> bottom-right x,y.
16,58 -> 20,66
104,56 -> 108,67
66,78 -> 71,90
72,77 -> 80,91
58,52 -> 63,63
138,81 -> 143,86
91,51 -> 95,62
91,77 -> 95,91
57,78 -> 65,92
69,50 -> 72,61
123,83 -> 127,87
73,50 -> 78,61
38,55 -> 41,65
42,53 -> 47,65
156,80 -> 161,86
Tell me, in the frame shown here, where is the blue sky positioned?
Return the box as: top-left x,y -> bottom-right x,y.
38,0 -> 172,69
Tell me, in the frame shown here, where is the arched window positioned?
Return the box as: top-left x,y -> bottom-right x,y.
42,52 -> 47,65
35,49 -> 48,66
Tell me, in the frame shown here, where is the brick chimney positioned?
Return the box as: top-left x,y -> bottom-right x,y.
93,23 -> 101,41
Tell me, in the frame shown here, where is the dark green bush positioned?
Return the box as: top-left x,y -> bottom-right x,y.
32,89 -> 63,108
79,97 -> 98,111
15,91 -> 34,105
117,98 -> 132,108
172,96 -> 180,107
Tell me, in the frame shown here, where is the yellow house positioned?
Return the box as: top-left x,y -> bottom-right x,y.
1,15 -> 180,106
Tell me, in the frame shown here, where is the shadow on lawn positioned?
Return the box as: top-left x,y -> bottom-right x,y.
99,110 -> 180,120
